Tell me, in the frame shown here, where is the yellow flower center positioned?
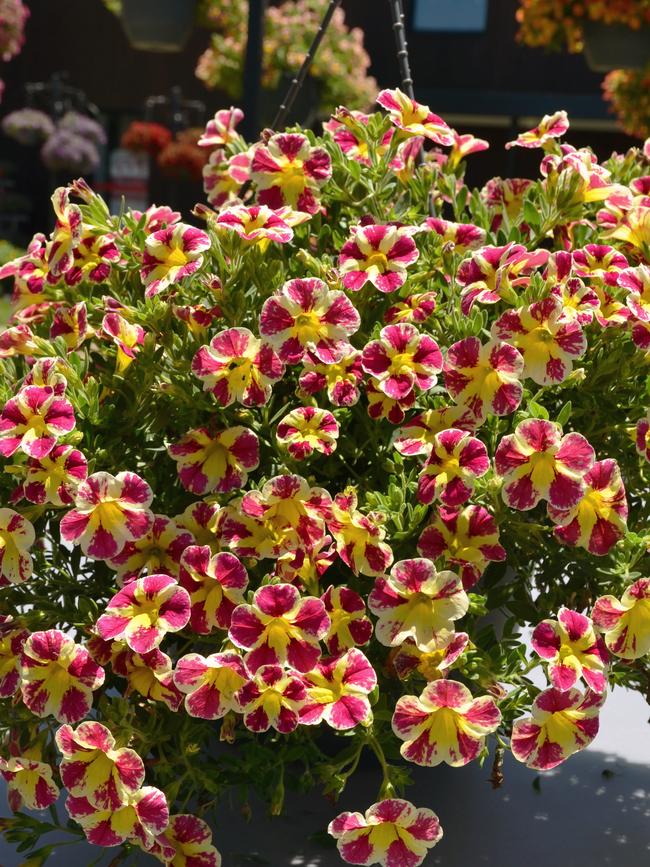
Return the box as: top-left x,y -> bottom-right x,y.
166,247 -> 189,267
364,251 -> 389,272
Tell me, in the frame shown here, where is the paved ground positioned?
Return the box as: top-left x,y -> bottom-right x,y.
1,684 -> 648,866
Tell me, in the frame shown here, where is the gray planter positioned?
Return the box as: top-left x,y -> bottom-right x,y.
121,0 -> 197,53
582,21 -> 650,72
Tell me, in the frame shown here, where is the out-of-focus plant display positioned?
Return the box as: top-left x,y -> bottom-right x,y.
0,0 -> 29,102
2,109 -> 106,175
603,63 -> 650,139
122,120 -> 208,181
0,92 -> 649,866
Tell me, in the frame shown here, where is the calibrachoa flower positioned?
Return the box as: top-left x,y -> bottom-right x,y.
299,351 -> 364,407
0,618 -> 28,697
66,786 -> 169,849
338,223 -> 419,293
550,276 -> 600,325
0,755 -> 59,812
111,646 -> 182,711
259,277 -> 360,364
494,419 -> 595,511
328,798 -> 443,867
417,504 -> 506,590
140,223 -> 210,298
23,357 -> 68,395
0,507 -> 34,586
56,721 -> 145,810
322,585 -> 373,655
0,385 -> 75,459
20,629 -> 105,724
236,664 -> 307,733
417,429 -> 489,507
96,574 -> 191,655
152,814 -> 222,867
392,405 -> 478,458
448,130 -> 489,168
202,148 -> 251,208
215,204 -> 293,247
456,243 -> 548,314
443,337 -> 524,421
531,608 -> 608,693
365,378 -> 415,425
390,632 -> 469,681
392,679 -> 501,766
506,110 -> 569,150
492,296 -> 587,386
420,217 -> 486,251
251,132 -> 332,214
22,444 -> 88,507
511,687 -> 604,771
175,500 -> 220,548
65,233 -> 120,286
192,327 -> 284,407
548,459 -> 628,556
324,108 -> 393,165
276,406 -> 339,459
174,651 -> 248,719
107,515 -> 195,584
361,323 -> 442,400
168,425 -> 259,495
60,471 -> 154,560
47,187 -> 82,278
228,582 -> 329,672
198,107 -> 244,147
179,546 -> 248,634
635,409 -> 650,462
50,302 -> 89,349
102,313 -> 145,373
384,291 -> 437,324
300,648 -> 377,730
378,87 -> 454,145
368,558 -> 468,651
592,578 -> 650,660
328,490 -> 393,577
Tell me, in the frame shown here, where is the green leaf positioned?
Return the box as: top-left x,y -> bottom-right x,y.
556,400 -> 572,427
528,400 -> 549,420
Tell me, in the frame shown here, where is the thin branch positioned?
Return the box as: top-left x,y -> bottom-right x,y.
271,0 -> 343,130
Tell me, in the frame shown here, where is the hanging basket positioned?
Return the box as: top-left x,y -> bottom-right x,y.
121,0 -> 197,53
582,21 -> 650,72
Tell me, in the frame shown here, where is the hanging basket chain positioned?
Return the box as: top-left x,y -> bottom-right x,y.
271,0 -> 343,131
387,0 -> 415,99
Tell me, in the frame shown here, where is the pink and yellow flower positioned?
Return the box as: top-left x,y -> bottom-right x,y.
64,232 -> 120,286
299,351 -> 364,407
495,419 -> 595,511
361,324 -> 442,400
328,490 -> 393,577
198,107 -> 244,148
65,786 -> 169,849
215,203 -> 294,247
47,187 -> 83,278
96,574 -> 191,655
390,632 -> 469,682
102,313 -> 145,373
0,385 -> 75,459
377,88 -> 454,146
506,110 -> 569,150
20,629 -> 105,724
328,798 -> 443,867
259,277 -> 360,364
635,409 -> 650,462
23,357 -> 68,395
448,130 -> 489,168
228,582 -> 329,672
548,459 -> 628,556
251,132 -> 331,214
392,679 -> 500,766
456,243 -> 548,314
550,276 -> 600,325
384,291 -> 437,325
532,608 -> 608,693
174,500 -> 220,548
511,687 -> 603,770
0,618 -> 28,697
56,721 -> 145,811
365,378 -> 415,425
300,648 -> 377,730
417,504 -> 506,590
492,296 -> 587,386
179,545 -> 248,634
151,814 -> 222,867
368,558 -> 468,651
322,585 -> 373,655
444,337 -> 524,422
60,471 -> 154,560
202,148 -> 251,209
0,508 -> 34,586
592,578 -> 650,660
140,223 -> 210,298
23,444 -> 88,507
392,406 -> 478,458
192,327 -> 284,407
50,302 -> 89,350
168,425 -> 259,496
276,406 -> 339,459
420,217 -> 486,252
417,429 -> 489,507
174,651 -> 248,719
107,515 -> 195,585
0,755 -> 59,812
338,224 -> 419,294
323,108 -> 393,165
236,663 -> 307,733
111,646 -> 182,711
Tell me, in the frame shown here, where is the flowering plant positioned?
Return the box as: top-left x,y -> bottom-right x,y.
196,0 -> 377,115
603,63 -> 650,139
0,0 -> 28,62
516,0 -> 650,52
0,91 -> 650,865
2,108 -> 54,146
2,109 -> 105,175
120,121 -> 173,157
